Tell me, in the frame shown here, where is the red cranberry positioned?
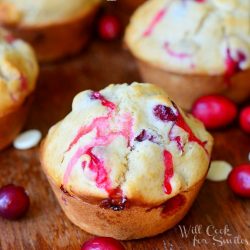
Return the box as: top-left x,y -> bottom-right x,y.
228,164 -> 250,197
239,106 -> 250,133
154,102 -> 207,153
192,95 -> 237,129
153,105 -> 177,122
98,15 -> 121,41
225,49 -> 246,78
100,188 -> 127,211
0,184 -> 30,220
135,129 -> 155,142
81,237 -> 125,250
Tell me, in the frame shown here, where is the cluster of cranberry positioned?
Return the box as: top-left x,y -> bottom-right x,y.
191,95 -> 250,198
192,95 -> 250,132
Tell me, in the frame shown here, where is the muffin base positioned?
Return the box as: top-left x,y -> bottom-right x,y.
0,95 -> 32,150
46,176 -> 204,240
5,4 -> 100,62
137,60 -> 250,110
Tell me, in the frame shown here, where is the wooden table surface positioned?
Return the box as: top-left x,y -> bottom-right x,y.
0,3 -> 249,250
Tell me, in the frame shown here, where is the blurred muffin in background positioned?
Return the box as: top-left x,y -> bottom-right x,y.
0,29 -> 38,150
0,0 -> 102,62
125,0 -> 250,110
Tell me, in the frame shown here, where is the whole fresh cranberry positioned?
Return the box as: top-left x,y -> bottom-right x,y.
0,184 -> 30,220
239,106 -> 250,133
98,15 -> 121,41
81,237 -> 125,250
192,95 -> 237,129
228,164 -> 250,198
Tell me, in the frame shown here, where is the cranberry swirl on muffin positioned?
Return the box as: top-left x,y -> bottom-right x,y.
41,83 -> 213,239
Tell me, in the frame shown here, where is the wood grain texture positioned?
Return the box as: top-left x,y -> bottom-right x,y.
0,3 -> 249,250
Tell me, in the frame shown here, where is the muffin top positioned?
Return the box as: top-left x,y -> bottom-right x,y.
125,0 -> 250,75
42,83 -> 213,206
0,0 -> 101,26
0,29 -> 38,114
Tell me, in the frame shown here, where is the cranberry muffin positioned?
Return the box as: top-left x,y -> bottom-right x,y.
41,83 -> 213,240
125,0 -> 250,110
0,0 -> 101,62
0,29 -> 38,150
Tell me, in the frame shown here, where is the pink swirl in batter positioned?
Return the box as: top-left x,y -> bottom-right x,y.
90,91 -> 115,110
182,0 -> 206,4
164,42 -> 191,59
83,148 -> 111,191
195,0 -> 206,3
63,92 -> 134,193
143,7 -> 168,37
143,0 -> 205,37
163,150 -> 174,194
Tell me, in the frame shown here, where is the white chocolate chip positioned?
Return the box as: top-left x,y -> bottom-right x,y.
13,129 -> 42,150
206,160 -> 233,181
